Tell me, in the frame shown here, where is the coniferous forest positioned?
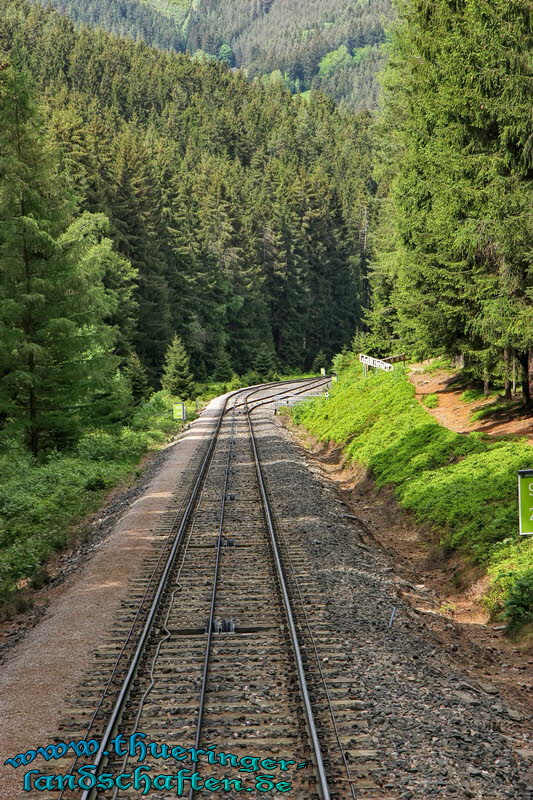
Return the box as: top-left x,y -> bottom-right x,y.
1,0 -> 371,379
40,0 -> 394,110
363,0 -> 533,404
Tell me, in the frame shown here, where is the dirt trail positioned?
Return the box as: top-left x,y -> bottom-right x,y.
409,364 -> 533,442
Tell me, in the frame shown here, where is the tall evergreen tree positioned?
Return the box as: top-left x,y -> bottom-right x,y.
367,0 -> 533,402
213,346 -> 234,381
0,62 -> 119,454
254,343 -> 276,380
123,352 -> 151,405
161,335 -> 195,399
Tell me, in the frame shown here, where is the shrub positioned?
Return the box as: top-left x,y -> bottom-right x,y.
422,393 -> 439,408
504,572 -> 533,627
461,388 -> 486,403
470,400 -> 516,422
0,390 -> 186,602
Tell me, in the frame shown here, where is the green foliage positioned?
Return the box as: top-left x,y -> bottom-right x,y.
311,352 -> 329,374
1,0 -> 372,380
213,347 -> 234,382
52,0 -> 393,108
319,45 -> 353,78
486,539 -> 533,628
292,365 -> 533,626
367,0 -> 533,401
461,388 -> 486,404
421,394 -> 439,409
218,43 -> 235,67
422,359 -> 453,374
42,0 -> 185,49
122,353 -> 152,406
0,63 -> 121,455
504,572 -> 533,628
161,336 -> 195,399
184,0 -> 393,109
470,401 -> 517,423
253,345 -> 277,381
0,391 -> 184,602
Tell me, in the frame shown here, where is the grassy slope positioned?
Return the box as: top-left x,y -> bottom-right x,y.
0,392 -> 191,605
292,364 -> 533,628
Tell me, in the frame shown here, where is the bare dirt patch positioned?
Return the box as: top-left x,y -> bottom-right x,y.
410,364 -> 533,442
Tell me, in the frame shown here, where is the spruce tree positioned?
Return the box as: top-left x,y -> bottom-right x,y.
0,62 -> 119,455
254,344 -> 276,380
213,347 -> 234,382
161,335 -> 195,399
367,0 -> 533,400
123,352 -> 151,405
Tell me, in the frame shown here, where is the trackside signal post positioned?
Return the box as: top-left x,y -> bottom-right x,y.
518,470 -> 533,535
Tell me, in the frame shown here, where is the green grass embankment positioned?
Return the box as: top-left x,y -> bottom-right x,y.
0,392 -> 192,609
291,365 -> 533,629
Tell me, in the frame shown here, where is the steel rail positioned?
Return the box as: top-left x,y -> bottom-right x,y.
247,377 -> 331,413
188,398 -> 238,799
78,378 -> 321,800
231,375 -> 327,412
245,395 -> 332,800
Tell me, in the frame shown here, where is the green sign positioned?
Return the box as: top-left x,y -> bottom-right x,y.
173,402 -> 186,421
518,470 -> 533,536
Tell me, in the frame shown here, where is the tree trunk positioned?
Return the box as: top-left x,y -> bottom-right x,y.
29,381 -> 38,458
518,351 -> 531,409
504,347 -> 512,400
529,350 -> 533,406
483,367 -> 490,397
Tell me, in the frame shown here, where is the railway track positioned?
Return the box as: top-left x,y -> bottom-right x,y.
23,379 -> 381,800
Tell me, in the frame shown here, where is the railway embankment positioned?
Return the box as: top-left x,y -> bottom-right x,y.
288,364 -> 533,636
261,403 -> 531,798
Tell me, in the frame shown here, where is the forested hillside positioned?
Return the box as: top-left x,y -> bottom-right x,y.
45,0 -> 185,50
37,0 -> 394,109
1,0 -> 371,403
186,0 -> 393,109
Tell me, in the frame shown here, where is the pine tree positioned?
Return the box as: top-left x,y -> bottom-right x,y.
213,346 -> 234,382
161,335 -> 195,399
254,344 -> 276,380
123,352 -> 151,405
0,62 -> 119,454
